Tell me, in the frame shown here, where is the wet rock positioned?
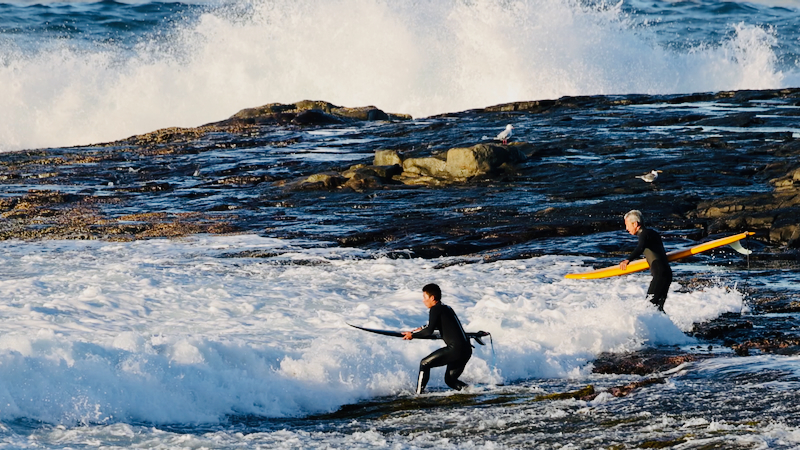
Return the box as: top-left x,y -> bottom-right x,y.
292,109 -> 345,125
391,174 -> 448,187
593,349 -> 701,375
606,378 -> 666,398
402,156 -> 448,178
637,437 -> 688,448
690,319 -> 754,341
770,217 -> 800,247
694,160 -> 800,246
694,112 -> 765,128
534,378 -> 666,403
374,149 -> 402,166
115,182 -> 173,193
297,172 -> 347,190
445,143 -> 527,178
342,173 -> 384,191
533,385 -> 596,401
230,100 -> 411,125
391,143 -> 529,185
216,175 -> 273,186
340,165 -> 402,191
342,164 -> 402,180
732,337 -> 800,355
331,106 -> 388,121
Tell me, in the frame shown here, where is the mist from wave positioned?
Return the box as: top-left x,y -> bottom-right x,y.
0,0 -> 798,151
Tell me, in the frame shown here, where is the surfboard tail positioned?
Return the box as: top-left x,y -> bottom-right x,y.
468,331 -> 490,346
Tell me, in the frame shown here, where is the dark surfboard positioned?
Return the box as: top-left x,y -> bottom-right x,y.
348,323 -> 490,345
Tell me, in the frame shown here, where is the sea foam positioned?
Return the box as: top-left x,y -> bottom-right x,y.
0,236 -> 744,425
0,0 -> 795,151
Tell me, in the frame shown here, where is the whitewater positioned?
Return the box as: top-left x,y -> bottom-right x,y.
0,235 -> 744,426
1,0 -> 800,151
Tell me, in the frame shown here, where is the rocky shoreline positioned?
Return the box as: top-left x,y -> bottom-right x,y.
1,92 -> 799,248
1,90 -> 799,374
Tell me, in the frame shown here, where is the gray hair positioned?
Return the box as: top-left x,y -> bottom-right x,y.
624,210 -> 643,225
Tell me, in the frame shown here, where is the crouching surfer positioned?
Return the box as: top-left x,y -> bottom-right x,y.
402,283 -> 472,394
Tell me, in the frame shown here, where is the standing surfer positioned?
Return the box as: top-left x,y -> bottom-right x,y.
619,210 -> 673,312
402,283 -> 472,394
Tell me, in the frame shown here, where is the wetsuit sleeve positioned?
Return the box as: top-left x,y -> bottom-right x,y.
626,231 -> 647,261
413,304 -> 441,338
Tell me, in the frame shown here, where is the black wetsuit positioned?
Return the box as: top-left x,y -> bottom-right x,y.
626,227 -> 672,311
412,302 -> 472,394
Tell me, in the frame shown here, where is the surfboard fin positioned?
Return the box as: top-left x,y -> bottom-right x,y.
470,331 -> 490,346
728,240 -> 752,255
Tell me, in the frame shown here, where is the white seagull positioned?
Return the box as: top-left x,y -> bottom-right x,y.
635,170 -> 662,183
495,124 -> 514,145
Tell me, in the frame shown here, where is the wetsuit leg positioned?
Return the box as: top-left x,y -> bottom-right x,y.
444,353 -> 472,391
647,260 -> 673,312
417,346 -> 471,394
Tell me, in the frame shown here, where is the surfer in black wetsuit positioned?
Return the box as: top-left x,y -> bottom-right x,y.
402,283 -> 472,394
619,210 -> 672,312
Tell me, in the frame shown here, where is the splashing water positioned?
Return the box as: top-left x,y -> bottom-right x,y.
0,0 -> 796,151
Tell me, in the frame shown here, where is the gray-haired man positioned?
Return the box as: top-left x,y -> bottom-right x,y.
619,210 -> 672,311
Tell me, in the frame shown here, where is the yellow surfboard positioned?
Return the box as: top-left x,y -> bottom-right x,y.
565,231 -> 754,280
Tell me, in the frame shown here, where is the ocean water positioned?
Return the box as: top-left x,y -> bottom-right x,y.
3,0 -> 800,448
1,0 -> 800,151
0,236 -> 762,448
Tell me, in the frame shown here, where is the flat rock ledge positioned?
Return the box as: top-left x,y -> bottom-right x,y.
287,143 -> 531,190
110,100 -> 411,147
694,163 -> 800,247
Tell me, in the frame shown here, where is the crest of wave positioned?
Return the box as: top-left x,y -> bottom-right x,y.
0,0 -> 786,151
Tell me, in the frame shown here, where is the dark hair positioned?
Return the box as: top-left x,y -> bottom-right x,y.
422,283 -> 441,302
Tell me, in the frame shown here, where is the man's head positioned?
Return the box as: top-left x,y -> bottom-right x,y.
624,210 -> 643,235
422,283 -> 441,308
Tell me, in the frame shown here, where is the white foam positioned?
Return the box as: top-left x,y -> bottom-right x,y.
0,236 -> 745,425
0,0 -> 795,151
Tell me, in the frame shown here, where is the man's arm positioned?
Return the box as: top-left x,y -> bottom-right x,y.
403,305 -> 440,340
626,231 -> 647,261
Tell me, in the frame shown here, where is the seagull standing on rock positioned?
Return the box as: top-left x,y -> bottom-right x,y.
636,170 -> 662,183
495,124 -> 514,145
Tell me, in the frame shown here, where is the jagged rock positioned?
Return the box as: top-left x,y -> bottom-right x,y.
593,349 -> 701,375
607,378 -> 666,398
342,164 -> 402,180
733,337 -> 800,355
298,172 -> 346,190
533,385 -> 595,401
342,164 -> 367,177
292,109 -> 345,125
233,100 -> 338,119
445,143 -> 527,178
532,378 -> 666,403
343,172 -> 384,191
230,100 -> 410,124
340,165 -> 402,191
393,143 -> 528,185
402,157 -> 448,178
770,218 -> 800,247
331,106 -> 389,121
392,174 -> 448,187
694,112 -> 765,127
374,150 -> 402,166
695,162 -> 800,245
